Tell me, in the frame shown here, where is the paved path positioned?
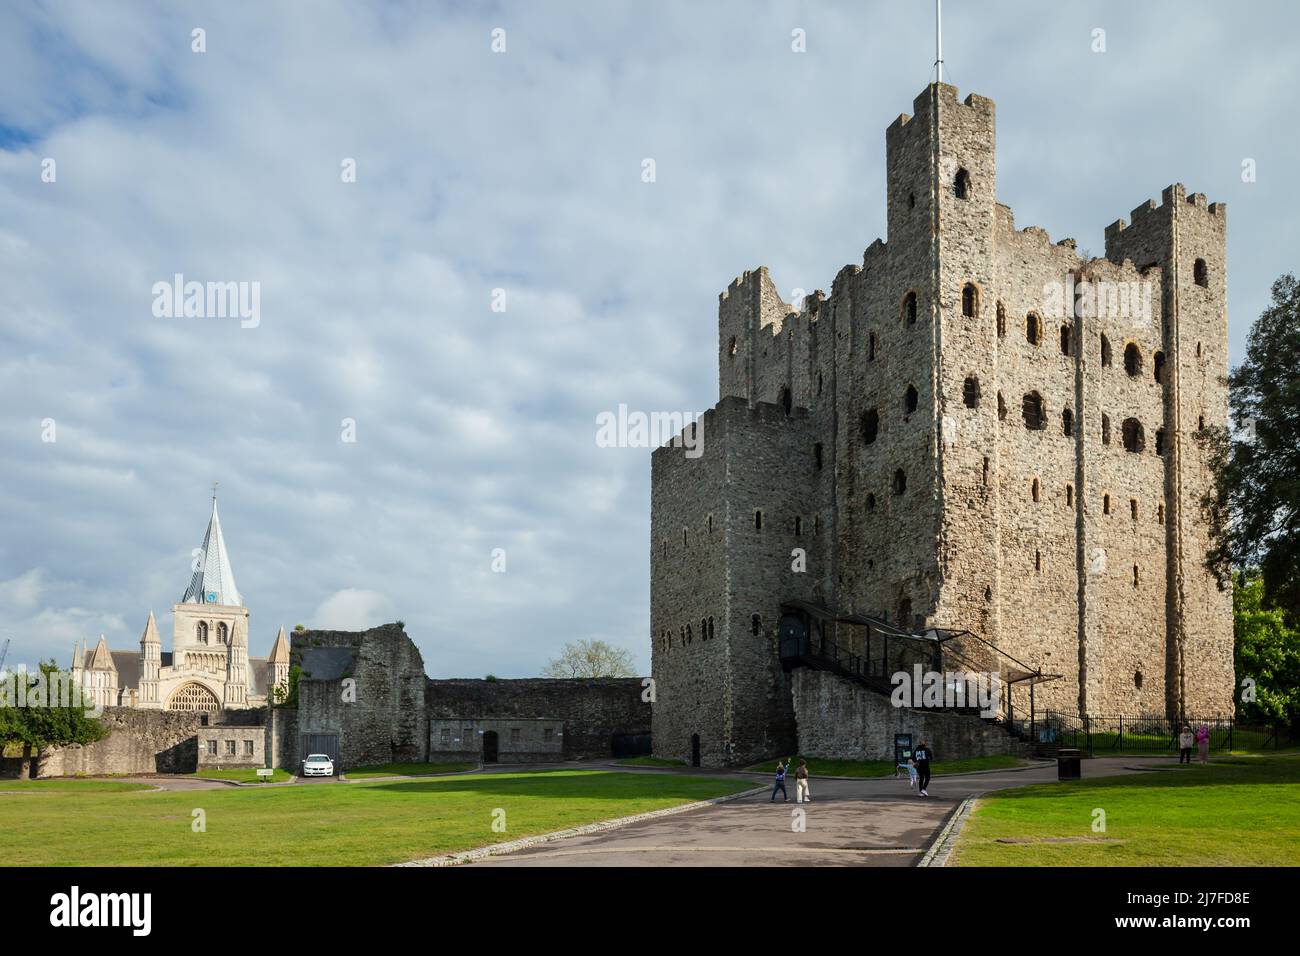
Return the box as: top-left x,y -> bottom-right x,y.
470,758 -> 1165,867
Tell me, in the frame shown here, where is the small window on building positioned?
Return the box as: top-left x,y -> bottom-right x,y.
225,740 -> 236,756
683,528 -> 687,548
441,728 -> 451,744
1198,415 -> 1205,432
1060,325 -> 1071,356
1124,343 -> 1142,377
1022,391 -> 1045,430
893,469 -> 907,495
905,385 -> 918,414
207,739 -> 217,755
794,516 -> 803,536
865,493 -> 876,511
510,728 -> 521,744
754,510 -> 763,531
1134,670 -> 1144,690
1031,478 -> 1040,503
869,331 -> 877,360
751,614 -> 761,636
982,457 -> 989,486
1026,312 -> 1041,345
1062,407 -> 1074,437
1034,550 -> 1042,572
1101,334 -> 1112,367
817,372 -> 823,395
1155,427 -> 1166,456
244,740 -> 254,756
780,386 -> 792,416
708,617 -> 714,640
701,618 -> 708,641
1101,413 -> 1111,445
1122,418 -> 1145,453
1133,565 -> 1140,587
898,597 -> 913,627
1158,503 -> 1165,524
1194,258 -> 1208,288
861,409 -> 879,444
962,283 -> 978,318
1130,499 -> 1139,520
1154,350 -> 1166,385
903,291 -> 918,326
954,168 -> 971,199
728,336 -> 738,357
998,391 -> 1007,422
708,514 -> 713,533
996,302 -> 1006,338
544,727 -> 554,743
908,191 -> 916,209
814,443 -> 823,471
1104,494 -> 1112,515
1066,484 -> 1074,507
963,376 -> 980,409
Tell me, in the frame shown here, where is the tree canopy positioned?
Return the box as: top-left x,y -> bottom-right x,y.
542,640 -> 636,679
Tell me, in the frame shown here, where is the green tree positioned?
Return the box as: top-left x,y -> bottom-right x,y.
542,640 -> 636,679
1234,571 -> 1300,726
0,660 -> 107,777
1206,274 -> 1300,619
272,664 -> 303,708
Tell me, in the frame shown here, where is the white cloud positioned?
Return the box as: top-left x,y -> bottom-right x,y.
311,589 -> 397,632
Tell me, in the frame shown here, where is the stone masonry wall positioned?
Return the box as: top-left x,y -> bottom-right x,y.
427,678 -> 648,761
37,708 -> 204,777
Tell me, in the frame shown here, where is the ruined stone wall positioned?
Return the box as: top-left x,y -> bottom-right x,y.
792,669 -> 1031,762
37,708 -> 203,777
426,678 -> 647,760
292,624 -> 428,769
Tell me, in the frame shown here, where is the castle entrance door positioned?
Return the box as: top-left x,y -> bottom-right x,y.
483,730 -> 499,763
691,734 -> 701,767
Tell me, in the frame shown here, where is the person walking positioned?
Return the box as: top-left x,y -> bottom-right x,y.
770,759 -> 789,802
1196,723 -> 1210,765
913,740 -> 933,796
795,759 -> 811,803
1178,724 -> 1194,765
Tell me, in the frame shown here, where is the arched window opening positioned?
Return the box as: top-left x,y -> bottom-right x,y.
996,302 -> 1006,338
893,469 -> 907,495
1101,334 -> 1112,367
1066,484 -> 1074,507
1154,350 -> 1166,385
1122,418 -> 1145,453
196,621 -> 208,645
1194,258 -> 1208,288
1133,564 -> 1140,587
1026,312 -> 1041,345
1022,391 -> 1045,430
903,291 -> 918,326
754,510 -> 763,531
1158,503 -> 1165,524
963,376 -> 981,409
1130,499 -> 1139,520
1155,427 -> 1166,456
904,385 -> 918,414
1060,325 -> 1071,356
997,391 -> 1007,422
751,614 -> 761,636
861,409 -> 879,444
1134,670 -> 1144,690
1198,415 -> 1205,432
1034,550 -> 1042,572
954,168 -> 971,199
1124,343 -> 1142,377
1062,407 -> 1074,437
1031,478 -> 1041,503
962,283 -> 978,318
780,386 -> 792,416
217,622 -> 227,644
1101,413 -> 1111,446
1104,494 -> 1112,515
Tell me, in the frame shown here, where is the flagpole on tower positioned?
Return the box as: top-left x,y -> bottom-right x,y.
935,0 -> 944,84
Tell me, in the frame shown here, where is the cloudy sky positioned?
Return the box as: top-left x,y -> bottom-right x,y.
1,0 -> 1296,678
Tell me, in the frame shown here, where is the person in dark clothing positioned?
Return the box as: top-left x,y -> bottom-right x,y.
770,760 -> 789,802
912,741 -> 933,796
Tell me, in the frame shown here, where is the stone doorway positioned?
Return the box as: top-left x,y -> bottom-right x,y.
483,730 -> 499,763
690,733 -> 701,767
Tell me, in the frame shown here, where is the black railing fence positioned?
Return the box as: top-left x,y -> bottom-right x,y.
1041,712 -> 1239,755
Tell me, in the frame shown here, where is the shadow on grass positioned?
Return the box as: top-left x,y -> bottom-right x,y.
986,755 -> 1300,801
367,769 -> 751,802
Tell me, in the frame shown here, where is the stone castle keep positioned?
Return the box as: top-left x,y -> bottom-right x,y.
650,84 -> 1234,768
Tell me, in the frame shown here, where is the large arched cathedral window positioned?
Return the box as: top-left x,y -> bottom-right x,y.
217,622 -> 228,645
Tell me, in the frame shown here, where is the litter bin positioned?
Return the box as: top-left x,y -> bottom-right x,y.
1056,748 -> 1082,781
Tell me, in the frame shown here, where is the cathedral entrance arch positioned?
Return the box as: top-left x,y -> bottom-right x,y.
167,681 -> 221,712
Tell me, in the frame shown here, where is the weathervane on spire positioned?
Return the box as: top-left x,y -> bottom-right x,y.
212,481 -> 219,500
934,0 -> 944,84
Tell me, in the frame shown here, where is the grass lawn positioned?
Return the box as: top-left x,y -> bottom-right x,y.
951,755 -> 1300,866
615,757 -> 685,768
193,768 -> 294,784
344,762 -> 477,778
0,769 -> 754,866
0,779 -> 152,793
743,754 -> 1032,778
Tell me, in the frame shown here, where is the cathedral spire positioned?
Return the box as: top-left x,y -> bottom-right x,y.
182,489 -> 242,606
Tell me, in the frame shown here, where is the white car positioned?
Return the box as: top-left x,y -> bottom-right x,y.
301,754 -> 335,777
